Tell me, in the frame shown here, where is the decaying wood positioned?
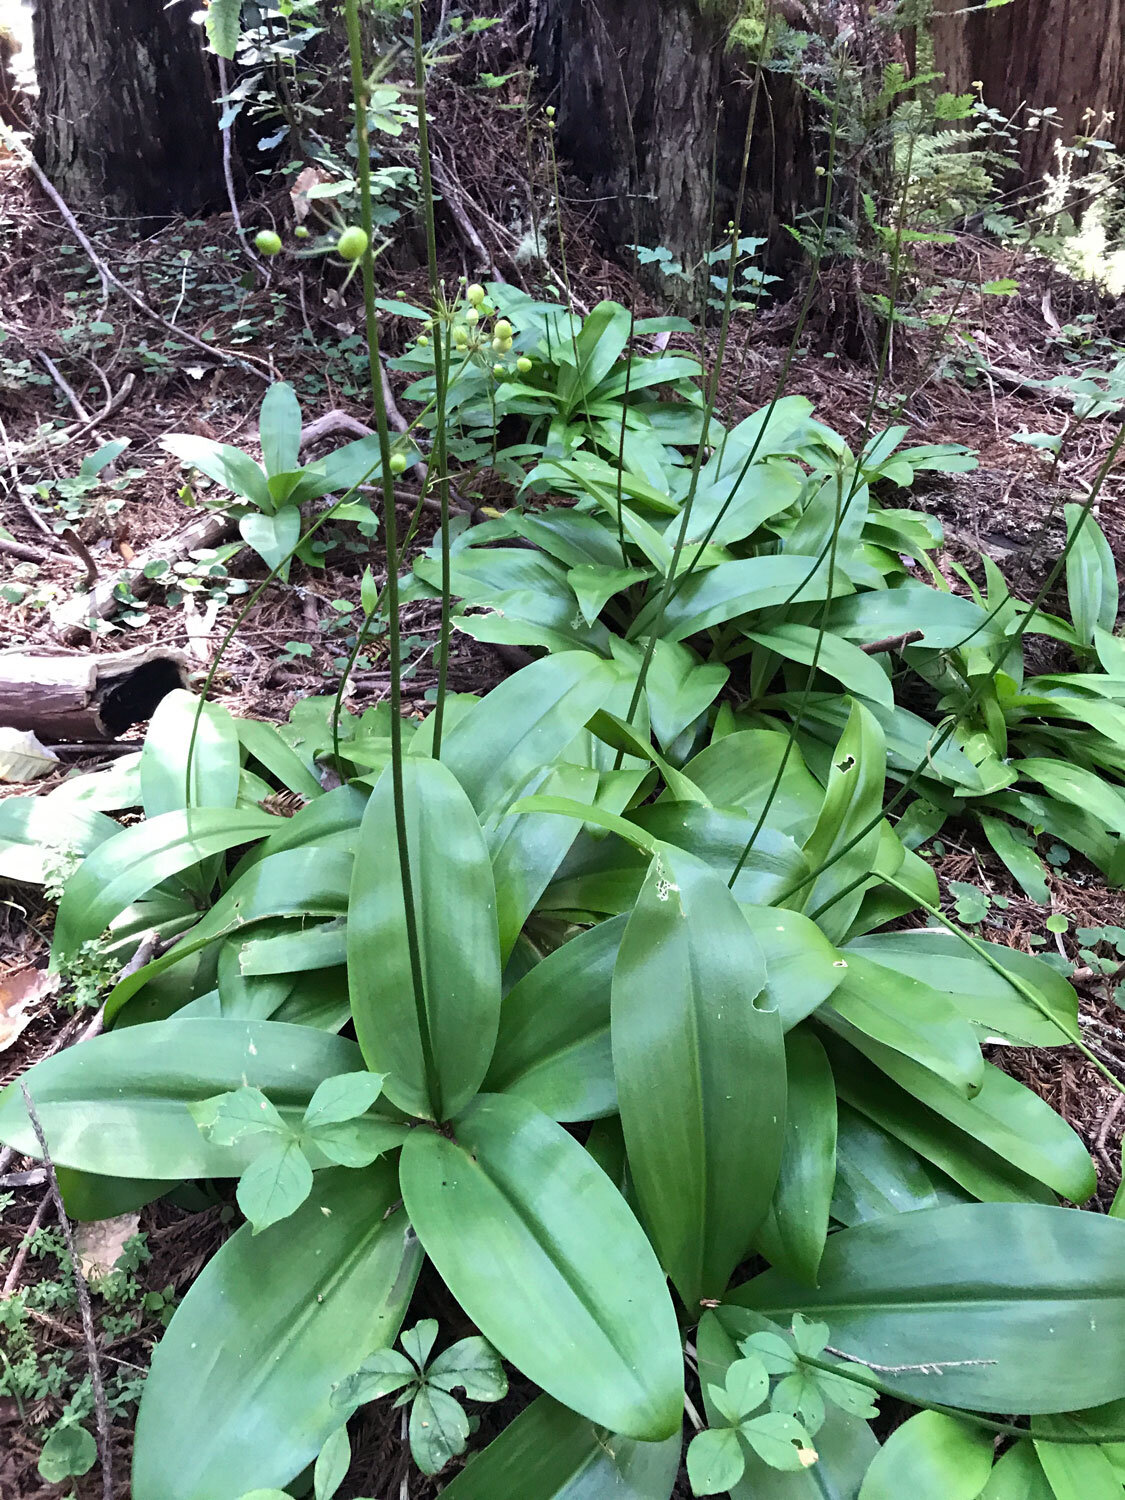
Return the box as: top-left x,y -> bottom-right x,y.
0,643 -> 190,740
52,506 -> 236,640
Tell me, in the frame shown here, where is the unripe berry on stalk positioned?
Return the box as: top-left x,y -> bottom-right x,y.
465,308 -> 480,325
389,453 -> 408,475
254,229 -> 282,256
294,225 -> 309,240
466,283 -> 486,306
516,356 -> 533,374
417,335 -> 430,346
336,226 -> 369,261
493,319 -> 513,340
493,363 -> 506,376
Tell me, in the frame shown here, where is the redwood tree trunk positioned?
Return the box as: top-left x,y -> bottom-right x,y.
34,0 -> 224,218
933,0 -> 1125,185
533,0 -> 731,297
532,0 -> 817,299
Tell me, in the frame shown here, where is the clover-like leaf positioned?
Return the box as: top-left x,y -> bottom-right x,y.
236,1137 -> 313,1234
770,1370 -> 826,1435
810,1363 -> 880,1419
721,1356 -> 769,1422
791,1314 -> 829,1359
191,1086 -> 289,1146
333,1348 -> 417,1410
427,1336 -> 508,1403
739,1330 -> 798,1375
314,1426 -> 351,1500
686,1428 -> 746,1496
38,1425 -> 96,1483
401,1319 -> 440,1372
303,1072 -> 387,1131
740,1411 -> 817,1471
306,1115 -> 408,1168
409,1386 -> 471,1476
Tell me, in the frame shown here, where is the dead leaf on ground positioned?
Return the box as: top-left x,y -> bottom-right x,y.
0,728 -> 59,783
0,966 -> 57,1053
75,1213 -> 141,1281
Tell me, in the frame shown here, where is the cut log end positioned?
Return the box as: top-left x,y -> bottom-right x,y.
0,645 -> 191,741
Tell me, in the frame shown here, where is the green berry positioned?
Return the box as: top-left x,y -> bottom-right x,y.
516,356 -> 533,374
467,283 -> 486,306
453,327 -> 470,347
417,335 -> 430,346
493,319 -> 513,340
465,308 -> 480,325
389,453 -> 408,475
335,226 -> 369,262
545,105 -> 556,118
493,363 -> 506,376
294,225 -> 309,240
254,229 -> 282,257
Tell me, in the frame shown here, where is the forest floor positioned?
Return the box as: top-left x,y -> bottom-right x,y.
2,132 -> 1125,1498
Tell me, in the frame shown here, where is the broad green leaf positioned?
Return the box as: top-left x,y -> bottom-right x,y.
755,1029 -> 836,1284
260,382 -> 303,478
698,1308 -> 878,1500
132,1163 -> 420,1500
825,1029 -> 1094,1201
0,795 -> 118,885
1065,504 -> 1118,646
441,653 -> 621,817
236,717 -> 323,801
204,0 -> 241,56
1014,758 -> 1125,837
437,1394 -> 681,1500
141,690 -> 240,816
823,952 -> 984,1094
683,731 -> 824,840
824,583 -> 1003,651
980,816 -> 1051,904
410,1387 -> 471,1475
237,1137 -> 313,1233
842,929 -> 1078,1048
744,624 -> 894,709
827,1038 -> 1058,1205
52,807 -> 279,967
609,637 -> 730,750
484,917 -> 625,1121
630,555 -> 834,641
399,1093 -> 683,1441
348,758 -> 501,1121
557,300 -> 633,410
1034,1417 -> 1123,1500
796,701 -> 885,942
687,1428 -> 746,1495
0,1019 -> 363,1179
831,1104 -> 969,1225
489,763 -> 599,960
240,510 -> 302,575
162,434 -> 272,509
732,1202 -> 1125,1412
857,1412 -> 992,1500
739,906 -> 845,1029
612,845 -> 785,1306
979,1442 -> 1053,1500
569,563 -> 652,625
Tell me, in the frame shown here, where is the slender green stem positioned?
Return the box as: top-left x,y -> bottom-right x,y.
345,0 -> 440,1119
729,465 -> 844,885
884,872 -> 1125,1096
411,0 -> 452,759
796,1352 -> 1125,1446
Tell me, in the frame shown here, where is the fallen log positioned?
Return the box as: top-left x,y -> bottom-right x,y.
0,644 -> 190,740
51,508 -> 236,641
